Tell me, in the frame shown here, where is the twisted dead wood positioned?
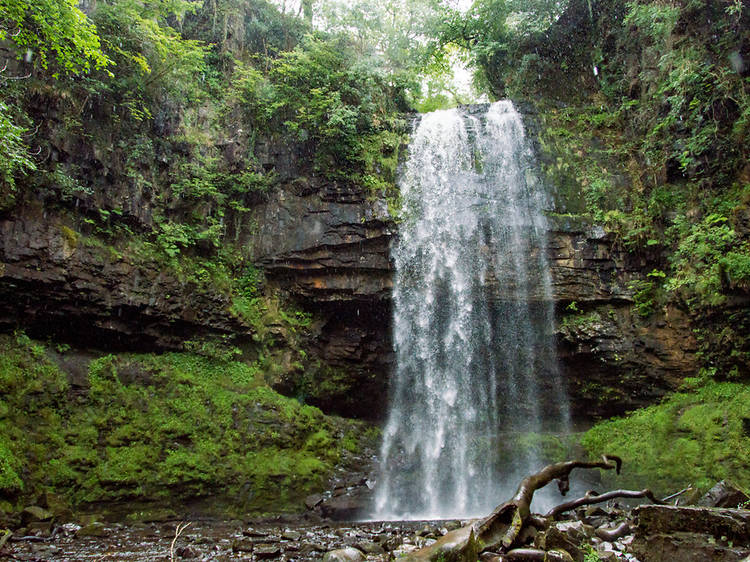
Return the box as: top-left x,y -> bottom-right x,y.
545,488 -> 664,520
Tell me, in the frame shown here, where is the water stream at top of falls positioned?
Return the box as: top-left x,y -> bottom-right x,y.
373,101 -> 570,520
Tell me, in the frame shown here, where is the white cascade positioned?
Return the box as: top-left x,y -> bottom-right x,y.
374,101 -> 570,520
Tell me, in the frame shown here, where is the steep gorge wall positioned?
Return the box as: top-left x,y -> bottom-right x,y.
0,113 -> 699,424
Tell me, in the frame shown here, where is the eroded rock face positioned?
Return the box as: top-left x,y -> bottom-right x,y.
248,178 -> 395,419
0,122 -> 701,424
250,181 -> 393,302
547,217 -> 699,418
0,205 -> 248,350
632,504 -> 750,562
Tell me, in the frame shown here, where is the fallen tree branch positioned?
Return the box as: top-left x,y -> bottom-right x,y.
662,486 -> 692,503
545,488 -> 664,520
595,521 -> 631,541
476,455 -> 622,550
403,455 -> 623,561
169,522 -> 191,562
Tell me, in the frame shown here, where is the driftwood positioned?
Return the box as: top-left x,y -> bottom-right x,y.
504,548 -> 574,561
474,455 -> 622,552
545,488 -> 664,519
594,520 -> 632,541
404,454 -> 667,562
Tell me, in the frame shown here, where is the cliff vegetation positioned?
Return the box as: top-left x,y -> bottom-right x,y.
439,0 -> 750,493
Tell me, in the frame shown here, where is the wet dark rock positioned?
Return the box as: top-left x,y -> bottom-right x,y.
75,522 -> 109,537
319,495 -> 365,521
25,521 -> 53,536
175,545 -> 199,558
0,216 -> 249,351
698,481 -> 750,509
631,533 -> 750,562
382,534 -> 404,551
535,523 -> 585,562
282,529 -> 302,540
634,504 -> 750,541
355,540 -> 384,554
305,494 -> 323,509
300,541 -> 327,554
242,527 -> 271,537
632,504 -> 750,562
231,538 -> 254,552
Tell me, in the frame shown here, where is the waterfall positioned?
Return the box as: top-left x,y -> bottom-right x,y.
374,101 -> 570,520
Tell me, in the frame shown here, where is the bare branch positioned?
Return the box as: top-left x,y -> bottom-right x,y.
661,486 -> 692,503
545,488 -> 663,520
169,522 -> 192,562
595,521 -> 631,541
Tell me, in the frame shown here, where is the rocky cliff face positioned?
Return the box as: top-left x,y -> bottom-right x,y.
244,168 -> 394,419
0,204 -> 249,350
546,217 -> 698,419
0,115 -> 700,425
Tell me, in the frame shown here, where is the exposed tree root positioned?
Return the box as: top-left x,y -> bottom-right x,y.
505,548 -> 574,561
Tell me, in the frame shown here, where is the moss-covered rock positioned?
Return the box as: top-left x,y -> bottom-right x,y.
581,380 -> 750,496
0,332 -> 372,519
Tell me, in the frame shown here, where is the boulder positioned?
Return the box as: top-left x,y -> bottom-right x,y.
698,481 -> 750,509
20,506 -> 53,525
322,546 -> 366,561
632,504 -> 750,562
305,493 -> 324,510
254,543 -> 282,559
320,496 -> 365,520
75,522 -> 109,537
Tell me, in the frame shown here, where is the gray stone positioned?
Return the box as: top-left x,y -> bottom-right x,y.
632,504 -> 750,562
21,506 -> 53,525
698,481 -> 750,509
355,540 -> 384,554
75,522 -> 109,537
231,538 -> 254,552
282,529 -> 302,540
255,543 -> 282,558
322,546 -> 365,561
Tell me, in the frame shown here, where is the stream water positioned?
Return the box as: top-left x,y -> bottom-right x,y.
375,101 -> 570,519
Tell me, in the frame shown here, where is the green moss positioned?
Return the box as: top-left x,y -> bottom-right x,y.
0,436 -> 23,493
59,225 -> 79,248
513,432 -> 578,465
581,381 -> 750,494
0,333 -> 367,516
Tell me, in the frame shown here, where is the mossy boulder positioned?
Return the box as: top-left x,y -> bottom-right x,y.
0,332 -> 373,519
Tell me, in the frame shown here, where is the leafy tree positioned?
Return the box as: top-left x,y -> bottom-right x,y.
318,0 -> 448,105
0,0 -> 111,75
268,34 -> 405,176
0,102 -> 35,207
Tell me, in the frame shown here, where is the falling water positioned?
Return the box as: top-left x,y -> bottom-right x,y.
374,101 -> 570,520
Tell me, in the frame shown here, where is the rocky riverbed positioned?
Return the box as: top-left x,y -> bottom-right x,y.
4,497 -> 750,562
0,517 -> 465,561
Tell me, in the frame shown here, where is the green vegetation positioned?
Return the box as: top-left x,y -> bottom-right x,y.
0,0 -> 111,74
582,380 -> 750,495
440,0 -> 750,378
1,0 -> 749,520
0,332 -> 369,516
0,0 -> 438,268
